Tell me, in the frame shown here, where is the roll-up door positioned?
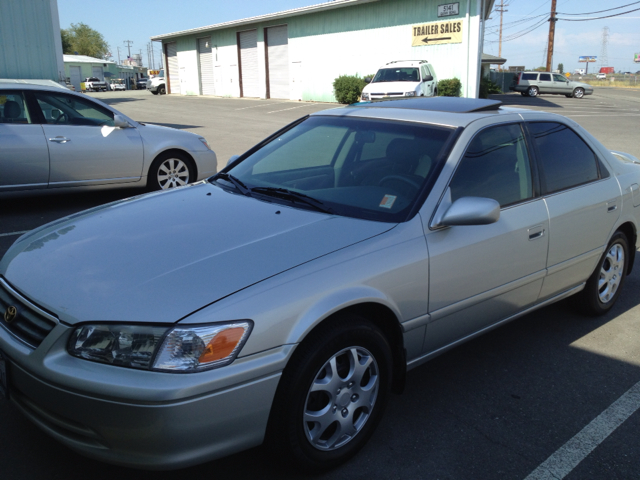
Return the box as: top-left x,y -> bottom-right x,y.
165,42 -> 180,94
69,66 -> 81,92
238,30 -> 259,98
91,66 -> 104,81
198,37 -> 214,95
266,25 -> 289,99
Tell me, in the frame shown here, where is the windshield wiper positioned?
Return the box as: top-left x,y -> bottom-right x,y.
213,172 -> 251,196
251,187 -> 334,214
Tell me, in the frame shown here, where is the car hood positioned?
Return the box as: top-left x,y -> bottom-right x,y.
363,81 -> 419,93
0,183 -> 393,325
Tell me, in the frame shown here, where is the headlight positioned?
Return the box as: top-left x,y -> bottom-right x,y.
361,92 -> 370,101
405,91 -> 416,97
199,137 -> 212,150
68,321 -> 252,372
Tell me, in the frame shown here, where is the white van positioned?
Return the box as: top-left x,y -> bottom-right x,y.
361,60 -> 438,101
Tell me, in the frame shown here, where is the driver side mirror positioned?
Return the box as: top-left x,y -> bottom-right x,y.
114,114 -> 130,128
440,197 -> 500,226
364,77 -> 372,84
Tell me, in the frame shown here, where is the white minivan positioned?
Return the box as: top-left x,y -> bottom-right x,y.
361,60 -> 438,101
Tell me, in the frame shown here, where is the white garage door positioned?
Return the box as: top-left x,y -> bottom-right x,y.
165,42 -> 180,94
91,66 -> 104,81
198,37 -> 214,95
266,25 -> 289,99
239,30 -> 259,98
69,66 -> 81,92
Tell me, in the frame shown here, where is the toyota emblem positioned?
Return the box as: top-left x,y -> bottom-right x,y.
4,306 -> 17,323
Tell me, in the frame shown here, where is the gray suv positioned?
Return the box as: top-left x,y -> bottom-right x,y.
510,72 -> 593,98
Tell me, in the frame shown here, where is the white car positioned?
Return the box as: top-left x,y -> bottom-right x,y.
596,73 -> 606,80
110,81 -> 126,91
361,60 -> 438,101
0,82 -> 217,193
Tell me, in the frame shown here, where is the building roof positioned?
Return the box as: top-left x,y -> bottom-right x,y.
481,53 -> 507,65
63,55 -> 115,64
151,0 -> 382,41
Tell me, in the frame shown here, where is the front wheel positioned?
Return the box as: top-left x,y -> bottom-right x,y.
575,231 -> 629,316
573,87 -> 585,99
158,85 -> 166,95
267,316 -> 393,470
147,152 -> 195,191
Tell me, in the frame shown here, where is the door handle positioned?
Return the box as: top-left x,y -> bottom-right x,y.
528,225 -> 545,240
606,200 -> 618,212
48,136 -> 70,144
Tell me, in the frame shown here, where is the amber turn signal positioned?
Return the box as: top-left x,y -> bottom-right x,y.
198,327 -> 246,364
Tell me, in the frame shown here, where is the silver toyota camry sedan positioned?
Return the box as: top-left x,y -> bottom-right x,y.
0,82 -> 217,192
0,97 -> 639,471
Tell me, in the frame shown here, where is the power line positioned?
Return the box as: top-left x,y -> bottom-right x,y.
557,1 -> 640,15
559,6 -> 640,20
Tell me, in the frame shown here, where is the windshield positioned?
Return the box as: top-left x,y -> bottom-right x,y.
219,116 -> 454,222
372,68 -> 420,83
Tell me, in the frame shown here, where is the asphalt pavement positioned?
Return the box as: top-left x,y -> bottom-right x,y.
1,87 -> 640,480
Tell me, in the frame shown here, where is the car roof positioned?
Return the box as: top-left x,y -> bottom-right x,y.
313,97 -> 530,128
378,60 -> 429,69
0,79 -> 68,90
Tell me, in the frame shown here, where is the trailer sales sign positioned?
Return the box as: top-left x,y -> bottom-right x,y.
412,19 -> 464,46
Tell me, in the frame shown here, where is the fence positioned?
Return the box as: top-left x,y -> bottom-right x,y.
489,71 -> 517,93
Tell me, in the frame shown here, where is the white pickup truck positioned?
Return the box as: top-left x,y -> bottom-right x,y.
83,77 -> 108,92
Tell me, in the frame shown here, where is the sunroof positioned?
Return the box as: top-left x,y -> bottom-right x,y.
350,97 -> 502,113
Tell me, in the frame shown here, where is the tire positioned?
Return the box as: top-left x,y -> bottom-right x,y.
527,86 -> 539,97
573,87 -> 585,99
151,91 -> 159,95
575,231 -> 629,316
147,151 -> 195,191
158,85 -> 166,95
267,316 -> 393,471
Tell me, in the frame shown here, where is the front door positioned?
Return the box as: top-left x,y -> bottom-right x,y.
0,91 -> 49,192
424,123 -> 549,352
552,74 -> 572,95
30,91 -> 143,187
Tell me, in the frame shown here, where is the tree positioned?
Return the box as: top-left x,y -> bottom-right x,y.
558,63 -> 564,74
61,23 -> 110,59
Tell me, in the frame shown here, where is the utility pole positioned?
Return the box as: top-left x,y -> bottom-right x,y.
495,0 -> 508,70
123,40 -> 133,60
546,0 -> 557,72
117,46 -> 121,65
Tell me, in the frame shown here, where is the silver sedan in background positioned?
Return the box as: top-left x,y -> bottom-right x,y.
0,82 -> 217,193
0,97 -> 638,472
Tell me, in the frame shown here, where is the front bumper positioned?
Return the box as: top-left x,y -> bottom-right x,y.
0,315 -> 291,469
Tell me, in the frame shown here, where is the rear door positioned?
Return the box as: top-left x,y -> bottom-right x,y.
537,73 -> 553,93
30,91 -> 144,187
0,90 -> 49,192
526,120 -> 621,300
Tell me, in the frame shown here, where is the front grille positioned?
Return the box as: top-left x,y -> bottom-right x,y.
0,278 -> 57,348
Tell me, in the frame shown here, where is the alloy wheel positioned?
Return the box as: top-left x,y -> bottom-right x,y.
157,158 -> 190,189
303,346 -> 379,451
598,243 -> 625,304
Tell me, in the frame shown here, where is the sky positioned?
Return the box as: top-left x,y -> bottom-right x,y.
57,0 -> 640,73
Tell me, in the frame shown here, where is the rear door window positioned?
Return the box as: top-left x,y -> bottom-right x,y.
0,91 -> 32,124
539,74 -> 552,82
528,122 -> 600,194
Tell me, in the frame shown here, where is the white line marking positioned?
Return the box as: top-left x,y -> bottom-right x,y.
0,231 -> 28,238
524,380 -> 640,480
234,103 -> 282,110
267,105 -> 312,114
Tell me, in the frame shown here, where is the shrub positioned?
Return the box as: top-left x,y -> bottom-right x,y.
478,77 -> 502,98
333,74 -> 367,104
437,78 -> 462,97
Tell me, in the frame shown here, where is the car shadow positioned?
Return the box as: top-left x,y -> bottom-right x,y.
490,92 -> 570,109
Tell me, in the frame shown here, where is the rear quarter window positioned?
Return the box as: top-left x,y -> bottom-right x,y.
522,73 -> 538,81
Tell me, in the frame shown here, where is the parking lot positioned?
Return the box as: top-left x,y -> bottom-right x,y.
1,88 -> 640,479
